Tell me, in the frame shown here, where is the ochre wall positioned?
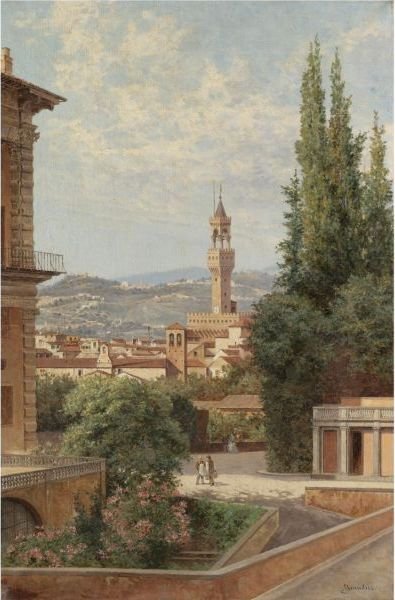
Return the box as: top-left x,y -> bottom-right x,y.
2,308 -> 25,452
381,430 -> 393,477
2,507 -> 392,600
3,471 -> 104,529
305,487 -> 393,517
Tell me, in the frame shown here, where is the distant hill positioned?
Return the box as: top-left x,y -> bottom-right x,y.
37,270 -> 275,339
117,267 -> 209,285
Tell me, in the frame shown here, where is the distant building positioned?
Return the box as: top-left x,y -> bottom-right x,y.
312,397 -> 393,479
165,190 -> 252,380
194,395 -> 262,415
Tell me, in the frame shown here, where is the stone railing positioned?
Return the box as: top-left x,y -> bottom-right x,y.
314,406 -> 393,423
1,455 -> 105,491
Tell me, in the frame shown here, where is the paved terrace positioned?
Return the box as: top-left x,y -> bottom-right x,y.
179,451 -> 392,549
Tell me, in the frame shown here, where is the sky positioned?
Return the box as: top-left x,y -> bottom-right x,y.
2,1 -> 393,279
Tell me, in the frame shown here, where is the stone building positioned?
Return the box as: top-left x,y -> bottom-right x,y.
186,189 -> 250,330
1,49 -> 106,548
312,397 -> 393,479
1,48 -> 65,453
165,190 -> 252,380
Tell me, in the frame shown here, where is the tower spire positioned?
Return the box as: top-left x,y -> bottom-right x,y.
213,181 -> 216,216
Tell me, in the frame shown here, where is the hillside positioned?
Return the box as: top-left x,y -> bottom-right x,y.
37,270 -> 274,338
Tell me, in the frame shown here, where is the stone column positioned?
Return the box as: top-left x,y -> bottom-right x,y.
373,426 -> 381,477
312,426 -> 320,474
340,426 -> 348,475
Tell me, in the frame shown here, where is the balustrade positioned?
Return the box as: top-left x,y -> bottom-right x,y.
1,455 -> 105,491
314,406 -> 393,423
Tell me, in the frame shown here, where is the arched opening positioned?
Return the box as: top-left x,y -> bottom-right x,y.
169,333 -> 175,347
1,498 -> 41,550
176,333 -> 182,347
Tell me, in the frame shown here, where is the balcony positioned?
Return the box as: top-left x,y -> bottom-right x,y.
313,405 -> 393,424
1,248 -> 65,275
1,453 -> 105,492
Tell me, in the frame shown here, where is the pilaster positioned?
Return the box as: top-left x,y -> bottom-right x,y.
312,426 -> 320,474
340,426 -> 348,475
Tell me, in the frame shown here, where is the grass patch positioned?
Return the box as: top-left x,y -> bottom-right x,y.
188,498 -> 265,552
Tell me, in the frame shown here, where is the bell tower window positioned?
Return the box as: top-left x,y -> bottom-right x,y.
169,333 -> 175,347
176,333 -> 182,346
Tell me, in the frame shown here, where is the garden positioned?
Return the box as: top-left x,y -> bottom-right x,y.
4,376 -> 265,571
4,483 -> 264,570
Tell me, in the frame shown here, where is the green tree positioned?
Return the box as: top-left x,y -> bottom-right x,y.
251,293 -> 330,471
326,50 -> 366,285
295,37 -> 331,306
361,113 -> 393,277
331,275 -> 393,384
152,378 -> 198,443
62,377 -> 190,490
36,374 -> 77,431
276,171 -> 304,294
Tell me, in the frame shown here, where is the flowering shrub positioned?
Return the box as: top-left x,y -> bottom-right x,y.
4,525 -> 94,568
4,479 -> 190,569
101,480 -> 190,567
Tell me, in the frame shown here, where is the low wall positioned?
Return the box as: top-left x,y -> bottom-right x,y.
193,442 -> 266,453
305,486 -> 394,517
3,507 -> 392,600
214,508 -> 278,568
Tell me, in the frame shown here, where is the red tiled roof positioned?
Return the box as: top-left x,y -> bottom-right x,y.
187,329 -> 229,340
113,358 -> 167,369
37,358 -> 97,369
223,356 -> 242,366
166,322 -> 186,330
194,395 -> 262,411
187,359 -> 207,368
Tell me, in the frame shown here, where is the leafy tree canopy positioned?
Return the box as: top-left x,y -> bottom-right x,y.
62,377 -> 190,490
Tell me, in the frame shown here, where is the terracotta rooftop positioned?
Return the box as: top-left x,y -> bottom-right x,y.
166,322 -> 186,330
37,358 -> 97,369
186,359 -> 207,368
194,395 -> 262,411
112,358 -> 167,369
187,328 -> 229,340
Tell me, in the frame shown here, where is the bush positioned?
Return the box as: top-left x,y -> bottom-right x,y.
207,410 -> 265,443
36,375 -> 77,431
62,377 -> 190,490
4,481 -> 190,570
188,499 -> 264,551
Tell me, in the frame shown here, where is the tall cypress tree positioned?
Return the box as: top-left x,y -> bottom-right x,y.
326,50 -> 365,282
276,171 -> 304,294
295,38 -> 331,306
361,113 -> 393,277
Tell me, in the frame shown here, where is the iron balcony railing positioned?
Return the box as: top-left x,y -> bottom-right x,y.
1,248 -> 65,274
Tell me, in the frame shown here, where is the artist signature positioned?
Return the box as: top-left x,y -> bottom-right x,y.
340,583 -> 375,594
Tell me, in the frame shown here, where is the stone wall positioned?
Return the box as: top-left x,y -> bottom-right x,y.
214,508 -> 279,568
3,469 -> 105,529
305,486 -> 394,517
3,507 -> 392,600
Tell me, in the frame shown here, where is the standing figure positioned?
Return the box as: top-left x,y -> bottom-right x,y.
195,457 -> 206,485
206,455 -> 216,486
